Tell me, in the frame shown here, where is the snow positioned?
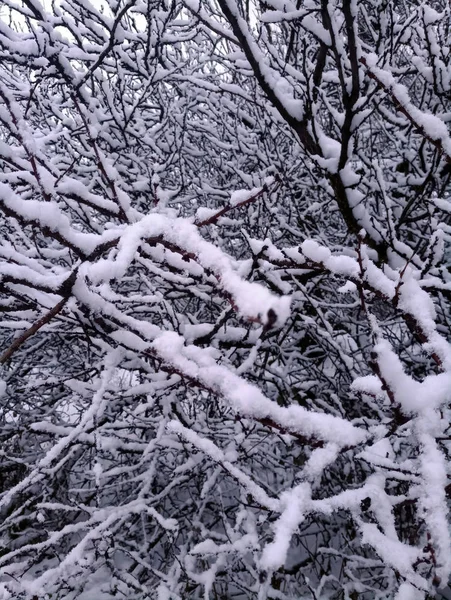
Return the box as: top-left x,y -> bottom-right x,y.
0,181 -> 102,256
351,375 -> 383,398
300,239 -> 359,278
230,185 -> 263,206
372,339 -> 451,414
337,280 -> 357,294
301,443 -> 339,479
57,177 -> 120,214
423,6 -> 443,26
417,432 -> 451,582
364,53 -> 451,157
167,421 -> 280,511
154,331 -> 368,448
260,484 -> 310,571
301,239 -> 331,264
360,523 -> 425,587
395,583 -> 425,600
1,1 -> 451,597
84,213 -> 291,327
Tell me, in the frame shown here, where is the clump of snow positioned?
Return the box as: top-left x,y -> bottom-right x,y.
229,185 -> 262,207
338,281 -> 357,294
260,484 -> 310,571
83,214 -> 291,328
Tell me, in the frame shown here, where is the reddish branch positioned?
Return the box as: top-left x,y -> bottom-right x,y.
0,296 -> 68,364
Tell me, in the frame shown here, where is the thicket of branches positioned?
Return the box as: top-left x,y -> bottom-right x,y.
0,0 -> 451,598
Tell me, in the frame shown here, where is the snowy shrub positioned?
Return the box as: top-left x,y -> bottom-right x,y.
0,0 -> 450,598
